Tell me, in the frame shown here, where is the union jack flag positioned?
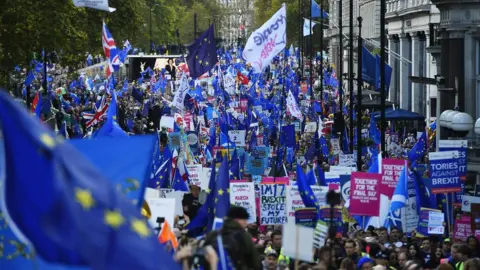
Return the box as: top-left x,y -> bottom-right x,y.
82,95 -> 109,128
102,22 -> 121,78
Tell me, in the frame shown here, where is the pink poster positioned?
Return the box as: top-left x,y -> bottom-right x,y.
261,177 -> 289,185
453,216 -> 472,241
240,98 -> 248,112
381,159 -> 406,198
350,172 -> 381,216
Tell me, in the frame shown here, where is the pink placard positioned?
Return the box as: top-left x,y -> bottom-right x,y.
350,172 -> 381,216
454,216 -> 472,241
381,159 -> 406,199
240,98 -> 248,112
328,183 -> 340,191
261,176 -> 290,185
230,179 -> 248,183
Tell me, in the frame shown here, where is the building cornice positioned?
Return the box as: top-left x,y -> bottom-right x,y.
386,4 -> 431,20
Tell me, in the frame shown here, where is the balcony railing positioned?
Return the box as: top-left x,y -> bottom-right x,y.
386,0 -> 430,14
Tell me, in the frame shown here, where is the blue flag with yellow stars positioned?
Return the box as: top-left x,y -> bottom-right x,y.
214,157 -> 231,222
407,131 -> 427,162
296,164 -> 320,218
0,92 -> 181,270
186,162 -> 217,235
186,24 -> 218,79
70,135 -> 157,208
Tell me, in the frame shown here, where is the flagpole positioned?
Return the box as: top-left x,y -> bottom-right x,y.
338,0 -> 344,149
319,0 -> 324,102
298,0 -> 303,78
380,0 -> 387,155
348,0 -> 354,152
43,48 -> 47,95
356,17 -> 363,171
310,0 -> 313,99
273,58 -> 288,183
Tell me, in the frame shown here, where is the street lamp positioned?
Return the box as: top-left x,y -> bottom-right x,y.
149,2 -> 160,54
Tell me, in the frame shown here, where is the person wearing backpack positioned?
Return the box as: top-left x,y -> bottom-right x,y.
203,206 -> 261,270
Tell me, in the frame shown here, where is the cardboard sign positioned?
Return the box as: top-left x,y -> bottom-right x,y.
260,184 -> 287,225
381,159 -> 405,198
349,172 -> 381,216
230,182 -> 257,224
429,151 -> 461,194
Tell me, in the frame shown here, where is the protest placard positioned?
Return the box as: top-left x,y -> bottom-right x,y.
428,211 -> 445,235
286,186 -> 329,221
417,208 -> 441,236
454,216 -> 472,241
330,139 -> 341,155
381,159 -> 405,198
230,182 -> 256,223
439,140 -> 467,181
295,208 -> 318,228
186,165 -> 202,187
339,154 -> 355,167
229,130 -> 246,146
349,172 -> 381,216
429,151 -> 461,193
319,207 -> 344,233
260,184 -> 287,225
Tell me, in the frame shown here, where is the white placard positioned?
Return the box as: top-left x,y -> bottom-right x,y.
159,116 -> 174,132
304,122 -> 317,133
339,154 -> 355,167
286,186 -> 329,222
146,198 -> 176,230
186,165 -> 202,187
428,211 -> 444,234
144,187 -> 160,199
330,166 -> 357,174
224,73 -> 236,95
73,0 -> 116,12
171,74 -> 189,110
230,182 -> 257,224
282,222 -> 315,262
330,138 -> 341,155
462,195 -> 480,212
260,184 -> 287,225
313,221 -> 328,248
160,188 -> 174,198
243,5 -> 287,73
228,130 -> 246,147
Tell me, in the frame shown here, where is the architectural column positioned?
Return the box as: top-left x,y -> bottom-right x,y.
411,32 -> 423,113
388,35 -> 399,104
399,33 -> 411,110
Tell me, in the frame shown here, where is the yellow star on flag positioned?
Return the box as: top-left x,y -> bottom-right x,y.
40,133 -> 56,148
104,210 -> 125,229
205,188 -> 211,194
218,189 -> 224,196
75,188 -> 95,210
227,188 -> 230,193
310,195 -> 314,200
131,218 -> 150,238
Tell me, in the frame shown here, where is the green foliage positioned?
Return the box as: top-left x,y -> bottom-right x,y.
253,0 -> 329,48
0,0 -> 222,86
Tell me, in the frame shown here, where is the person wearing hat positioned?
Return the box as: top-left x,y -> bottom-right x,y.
263,249 -> 279,270
357,257 -> 374,270
203,206 -> 261,270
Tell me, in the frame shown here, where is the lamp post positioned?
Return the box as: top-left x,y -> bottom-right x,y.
356,17 -> 363,171
149,2 -> 160,54
380,0 -> 386,154
349,0 -> 354,152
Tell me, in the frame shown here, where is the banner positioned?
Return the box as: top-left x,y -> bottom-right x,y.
171,74 -> 189,110
286,90 -> 303,120
73,0 -> 116,12
349,172 -> 381,216
295,208 -> 318,228
286,186 -> 329,221
186,165 -> 202,187
454,215 -> 472,241
440,140 -> 467,203
339,154 -> 355,167
228,130 -> 246,147
429,151 -> 461,194
417,208 -> 441,236
260,184 -> 287,225
230,182 -> 257,224
381,159 -> 405,198
319,207 -> 344,233
303,18 -> 317,36
243,5 -> 287,73
330,139 -> 341,155
439,140 -> 467,181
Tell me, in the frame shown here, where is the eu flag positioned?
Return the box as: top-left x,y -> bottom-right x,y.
186,162 -> 217,234
296,164 -> 320,217
186,24 -> 218,79
70,135 -> 157,208
214,157 -> 231,222
0,92 -> 181,269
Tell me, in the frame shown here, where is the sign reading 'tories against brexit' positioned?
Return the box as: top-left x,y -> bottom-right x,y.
428,151 -> 461,194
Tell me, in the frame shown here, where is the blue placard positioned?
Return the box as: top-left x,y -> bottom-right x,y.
429,151 -> 461,194
439,140 -> 467,180
295,208 -> 318,228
